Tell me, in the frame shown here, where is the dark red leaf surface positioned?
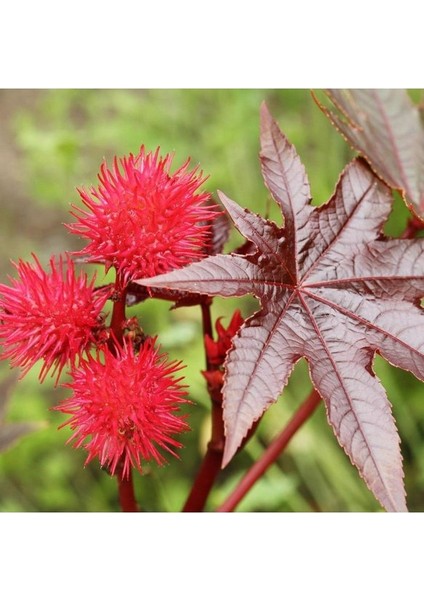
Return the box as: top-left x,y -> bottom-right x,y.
205,199 -> 231,256
317,89 -> 424,220
137,104 -> 424,512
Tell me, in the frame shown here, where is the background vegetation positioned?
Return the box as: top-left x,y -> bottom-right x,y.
0,89 -> 423,511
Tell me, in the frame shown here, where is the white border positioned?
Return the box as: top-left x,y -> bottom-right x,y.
1,1 -> 422,87
1,513 -> 422,598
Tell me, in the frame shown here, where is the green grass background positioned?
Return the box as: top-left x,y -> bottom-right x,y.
0,89 -> 423,511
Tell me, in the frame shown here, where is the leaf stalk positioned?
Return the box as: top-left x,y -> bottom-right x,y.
216,389 -> 322,512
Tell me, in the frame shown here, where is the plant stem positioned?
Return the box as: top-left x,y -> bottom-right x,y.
216,388 -> 322,512
109,271 -> 139,512
183,298 -> 224,512
108,273 -> 127,348
200,298 -> 214,361
116,465 -> 139,512
182,436 -> 225,512
183,380 -> 226,511
183,301 -> 262,511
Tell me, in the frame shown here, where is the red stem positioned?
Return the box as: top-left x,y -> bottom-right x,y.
182,377 -> 226,511
200,298 -> 214,346
182,438 -> 225,512
109,271 -> 139,512
116,465 -> 139,512
183,299 -> 225,512
108,273 -> 127,349
216,389 -> 322,512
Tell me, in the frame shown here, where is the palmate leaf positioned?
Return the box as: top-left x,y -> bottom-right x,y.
316,89 -> 424,220
137,104 -> 424,512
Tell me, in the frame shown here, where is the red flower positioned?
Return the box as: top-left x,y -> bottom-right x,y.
202,310 -> 244,388
68,147 -> 217,284
57,339 -> 189,478
0,254 -> 110,382
204,310 -> 244,367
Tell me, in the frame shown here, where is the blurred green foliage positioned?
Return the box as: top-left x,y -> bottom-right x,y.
0,89 -> 423,511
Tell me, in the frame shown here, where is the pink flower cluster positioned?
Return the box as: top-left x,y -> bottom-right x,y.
68,147 -> 215,284
57,340 -> 189,478
0,146 -> 216,477
0,254 -> 110,383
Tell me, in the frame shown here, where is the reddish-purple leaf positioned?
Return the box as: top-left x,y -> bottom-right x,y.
136,104 -> 424,512
317,89 -> 424,220
205,199 -> 231,256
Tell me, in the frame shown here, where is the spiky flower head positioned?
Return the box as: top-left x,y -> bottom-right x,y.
0,254 -> 110,382
57,339 -> 189,478
68,147 -> 217,285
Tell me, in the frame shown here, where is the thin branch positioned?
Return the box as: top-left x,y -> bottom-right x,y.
183,299 -> 224,512
182,438 -> 225,512
216,389 -> 322,512
200,297 -> 214,346
108,272 -> 127,348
